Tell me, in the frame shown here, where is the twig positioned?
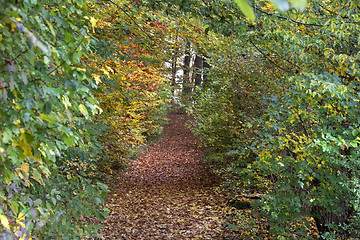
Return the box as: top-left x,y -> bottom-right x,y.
249,39 -> 293,74
107,0 -> 153,40
253,4 -> 323,27
47,38 -> 85,76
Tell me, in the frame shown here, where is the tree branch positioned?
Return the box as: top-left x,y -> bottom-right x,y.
249,39 -> 294,74
107,0 -> 153,40
253,4 -> 323,27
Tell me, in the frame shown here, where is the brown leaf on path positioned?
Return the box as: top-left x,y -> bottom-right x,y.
97,113 -> 233,239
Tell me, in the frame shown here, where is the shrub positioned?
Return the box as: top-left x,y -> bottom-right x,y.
250,73 -> 360,238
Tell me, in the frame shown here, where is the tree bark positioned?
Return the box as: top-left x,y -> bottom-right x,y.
202,54 -> 210,85
171,46 -> 178,88
183,41 -> 192,94
194,54 -> 203,86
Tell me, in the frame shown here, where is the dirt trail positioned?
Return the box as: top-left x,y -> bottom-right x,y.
98,114 -> 231,239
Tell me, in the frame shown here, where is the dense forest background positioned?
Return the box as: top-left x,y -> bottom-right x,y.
1,0 -> 360,239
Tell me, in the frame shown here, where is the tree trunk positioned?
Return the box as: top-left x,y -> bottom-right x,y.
194,54 -> 203,86
171,46 -> 178,88
202,54 -> 210,85
183,41 -> 192,94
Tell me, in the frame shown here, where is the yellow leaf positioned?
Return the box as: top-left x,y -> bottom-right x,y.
101,68 -> 110,77
62,96 -> 71,109
17,213 -> 25,229
10,22 -> 16,32
17,172 -> 30,187
13,140 -> 33,158
95,104 -> 103,114
94,75 -> 102,84
15,163 -> 31,187
30,177 -> 44,186
79,104 -> 89,119
20,163 -> 29,175
90,17 -> 97,33
105,66 -> 114,73
263,2 -> 274,10
0,214 -> 9,229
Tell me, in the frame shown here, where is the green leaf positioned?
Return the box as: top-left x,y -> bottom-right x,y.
96,182 -> 109,191
94,197 -> 103,205
39,113 -> 58,125
62,135 -> 75,147
34,199 -> 42,207
10,201 -> 19,213
95,210 -> 105,221
21,132 -> 34,145
352,129 -> 358,137
233,0 -> 255,21
44,101 -> 52,114
290,0 -> 307,11
2,129 -> 13,144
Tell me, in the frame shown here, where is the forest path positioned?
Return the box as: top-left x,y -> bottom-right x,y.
98,114 -> 232,239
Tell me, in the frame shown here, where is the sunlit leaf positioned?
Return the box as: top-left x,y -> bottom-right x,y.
93,74 -> 102,84
290,0 -> 307,11
79,104 -> 89,119
233,0 -> 255,21
62,134 -> 75,147
0,214 -> 9,229
271,0 -> 289,11
90,17 -> 98,33
19,163 -> 29,176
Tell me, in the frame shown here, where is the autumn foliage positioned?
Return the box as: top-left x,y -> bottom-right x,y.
94,57 -> 170,171
0,0 -> 171,238
86,1 -> 171,172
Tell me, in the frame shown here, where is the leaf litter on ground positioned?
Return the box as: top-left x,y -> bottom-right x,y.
96,114 -> 234,239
